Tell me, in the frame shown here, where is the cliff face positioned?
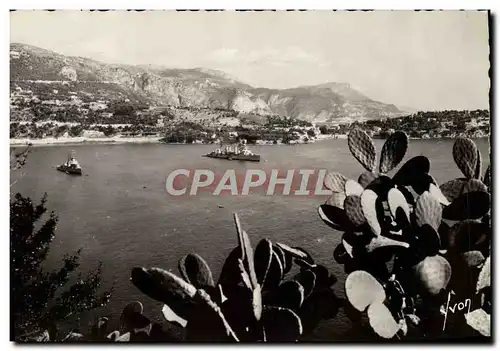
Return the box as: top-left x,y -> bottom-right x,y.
10,43 -> 405,123
252,83 -> 402,122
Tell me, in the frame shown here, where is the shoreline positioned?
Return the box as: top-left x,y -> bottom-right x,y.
9,134 -> 489,147
10,136 -> 164,147
9,134 -> 343,147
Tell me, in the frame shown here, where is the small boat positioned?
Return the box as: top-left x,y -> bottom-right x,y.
57,150 -> 82,175
203,141 -> 261,162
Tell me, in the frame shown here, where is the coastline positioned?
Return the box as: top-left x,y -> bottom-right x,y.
9,134 -> 344,147
10,136 -> 164,147
9,133 -> 489,147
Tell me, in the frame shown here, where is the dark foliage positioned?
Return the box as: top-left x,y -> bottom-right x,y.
127,213 -> 339,342
10,193 -> 111,342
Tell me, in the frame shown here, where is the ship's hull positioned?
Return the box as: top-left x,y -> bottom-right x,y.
204,154 -> 261,162
57,165 -> 83,175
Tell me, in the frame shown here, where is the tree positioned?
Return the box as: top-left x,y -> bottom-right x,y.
55,125 -> 69,138
319,125 -> 328,134
69,125 -> 83,137
10,152 -> 110,341
10,193 -> 111,342
103,125 -> 115,137
10,144 -> 32,188
307,129 -> 316,138
10,123 -> 20,138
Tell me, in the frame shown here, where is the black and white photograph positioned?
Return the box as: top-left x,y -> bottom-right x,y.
8,9 -> 492,343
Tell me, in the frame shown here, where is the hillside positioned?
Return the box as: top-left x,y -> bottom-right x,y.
10,43 -> 405,123
253,83 -> 402,123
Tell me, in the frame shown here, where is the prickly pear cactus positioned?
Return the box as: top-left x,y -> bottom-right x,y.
317,129 -> 491,340
348,129 -> 377,172
129,213 -> 338,342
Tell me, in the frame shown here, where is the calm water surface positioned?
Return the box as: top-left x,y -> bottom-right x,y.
10,138 -> 490,340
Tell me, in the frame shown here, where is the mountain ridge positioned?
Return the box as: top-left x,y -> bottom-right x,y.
10,42 -> 406,123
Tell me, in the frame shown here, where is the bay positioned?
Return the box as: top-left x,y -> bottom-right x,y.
10,137 -> 490,340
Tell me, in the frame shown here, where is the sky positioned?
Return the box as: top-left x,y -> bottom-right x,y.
10,10 -> 490,111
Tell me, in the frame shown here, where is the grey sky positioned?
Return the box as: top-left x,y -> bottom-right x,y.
10,10 -> 490,111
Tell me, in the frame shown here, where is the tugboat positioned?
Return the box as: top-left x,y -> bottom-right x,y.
204,141 -> 260,162
57,150 -> 83,175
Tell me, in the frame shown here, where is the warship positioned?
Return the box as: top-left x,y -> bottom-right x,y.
204,141 -> 260,162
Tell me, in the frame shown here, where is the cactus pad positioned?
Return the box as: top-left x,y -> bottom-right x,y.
453,137 -> 478,179
379,131 -> 408,174
348,129 -> 377,172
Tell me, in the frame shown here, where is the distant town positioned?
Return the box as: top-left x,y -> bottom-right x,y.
10,82 -> 490,145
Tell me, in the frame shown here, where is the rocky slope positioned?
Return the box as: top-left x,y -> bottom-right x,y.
10,43 -> 405,123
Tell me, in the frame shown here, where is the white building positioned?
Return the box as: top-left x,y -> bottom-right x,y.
89,102 -> 107,111
156,118 -> 165,127
82,130 -> 105,138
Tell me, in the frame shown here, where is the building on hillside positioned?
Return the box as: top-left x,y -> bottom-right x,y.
69,95 -> 83,105
156,118 -> 165,127
82,130 -> 106,138
10,51 -> 21,59
89,102 -> 107,111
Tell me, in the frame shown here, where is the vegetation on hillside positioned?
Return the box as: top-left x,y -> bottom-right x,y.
321,109 -> 490,139
10,42 -> 405,123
